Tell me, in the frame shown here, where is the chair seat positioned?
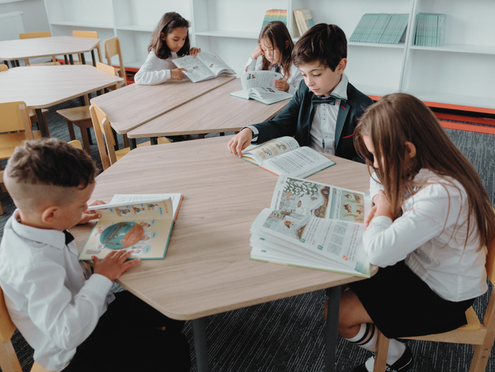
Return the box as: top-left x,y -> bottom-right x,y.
56,106 -> 91,123
31,361 -> 55,372
0,132 -> 41,159
459,306 -> 482,331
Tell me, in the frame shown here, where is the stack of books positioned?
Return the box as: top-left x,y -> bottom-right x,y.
260,9 -> 287,33
293,8 -> 314,37
413,13 -> 446,47
350,13 -> 409,44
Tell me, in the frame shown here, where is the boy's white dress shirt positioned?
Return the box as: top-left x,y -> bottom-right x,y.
245,56 -> 303,94
365,169 -> 488,302
134,50 -> 178,85
0,211 -> 114,371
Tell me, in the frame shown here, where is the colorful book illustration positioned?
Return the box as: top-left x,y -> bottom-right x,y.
260,9 -> 287,32
350,13 -> 409,44
250,175 -> 372,277
79,194 -> 183,261
240,136 -> 335,178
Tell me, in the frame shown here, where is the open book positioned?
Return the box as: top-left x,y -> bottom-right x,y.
172,51 -> 235,83
78,194 -> 183,261
250,176 -> 372,277
230,71 -> 293,105
241,136 -> 335,178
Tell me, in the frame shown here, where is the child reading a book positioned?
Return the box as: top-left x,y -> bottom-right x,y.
245,20 -> 303,94
336,93 -> 495,372
0,139 -> 191,372
229,23 -> 374,162
134,12 -> 201,85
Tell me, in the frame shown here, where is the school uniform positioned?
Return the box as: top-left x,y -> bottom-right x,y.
245,56 -> 303,94
248,73 -> 374,162
350,169 -> 487,338
0,211 -> 190,372
134,50 -> 178,85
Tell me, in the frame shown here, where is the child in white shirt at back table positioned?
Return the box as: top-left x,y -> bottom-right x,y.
134,12 -> 201,85
245,20 -> 303,94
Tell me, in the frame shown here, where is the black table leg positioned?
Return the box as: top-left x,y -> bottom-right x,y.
35,108 -> 48,137
324,286 -> 341,372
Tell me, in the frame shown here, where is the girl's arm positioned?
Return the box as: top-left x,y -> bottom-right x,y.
245,49 -> 263,72
134,51 -> 172,85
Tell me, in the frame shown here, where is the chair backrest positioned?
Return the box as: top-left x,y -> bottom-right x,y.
18,31 -> 56,66
0,102 -> 33,135
89,104 -> 117,170
0,64 -> 8,72
485,215 -> 495,284
73,30 -> 102,64
68,140 -> 83,149
103,37 -> 127,86
0,287 -> 17,345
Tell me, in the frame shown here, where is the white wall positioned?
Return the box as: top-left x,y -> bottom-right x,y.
0,0 -> 50,34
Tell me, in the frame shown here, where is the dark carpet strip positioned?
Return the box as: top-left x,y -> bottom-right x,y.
0,98 -> 494,371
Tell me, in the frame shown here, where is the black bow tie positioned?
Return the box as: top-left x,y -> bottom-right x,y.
63,230 -> 74,245
311,94 -> 344,106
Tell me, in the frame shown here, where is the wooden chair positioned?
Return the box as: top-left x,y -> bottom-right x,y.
72,30 -> 102,65
18,31 -> 60,66
56,62 -> 119,155
374,226 -> 495,372
0,286 -> 54,372
103,37 -> 127,86
89,103 -> 170,170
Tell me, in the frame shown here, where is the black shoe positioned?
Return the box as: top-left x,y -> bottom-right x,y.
351,345 -> 413,372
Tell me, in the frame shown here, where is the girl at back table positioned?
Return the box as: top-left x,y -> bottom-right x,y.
336,93 -> 495,372
134,12 -> 201,85
245,21 -> 303,94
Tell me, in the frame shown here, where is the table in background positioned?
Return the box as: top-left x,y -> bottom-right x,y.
127,79 -> 289,142
0,36 -> 100,67
89,76 -> 235,148
0,65 -> 123,137
71,135 -> 376,372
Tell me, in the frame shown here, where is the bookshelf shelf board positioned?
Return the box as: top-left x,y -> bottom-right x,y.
50,20 -> 114,29
195,30 -> 259,40
116,25 -> 154,32
348,42 -> 406,49
410,44 -> 495,55
407,90 -> 495,111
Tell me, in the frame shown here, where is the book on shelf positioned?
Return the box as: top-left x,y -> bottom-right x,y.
230,70 -> 293,105
293,8 -> 314,36
78,193 -> 183,261
172,51 -> 235,83
414,13 -> 446,47
350,13 -> 408,44
240,136 -> 335,178
250,175 -> 372,277
260,9 -> 287,32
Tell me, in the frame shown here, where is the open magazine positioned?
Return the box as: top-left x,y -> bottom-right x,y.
172,51 -> 235,83
79,194 -> 183,261
250,175 -> 372,277
230,71 -> 293,105
241,136 -> 335,178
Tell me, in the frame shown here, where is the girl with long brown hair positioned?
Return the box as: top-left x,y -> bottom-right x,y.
337,93 -> 495,372
245,21 -> 302,93
135,12 -> 201,85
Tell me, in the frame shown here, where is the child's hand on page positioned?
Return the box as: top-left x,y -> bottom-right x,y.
78,200 -> 105,225
228,128 -> 253,157
275,79 -> 289,92
189,47 -> 201,57
92,250 -> 140,281
171,68 -> 187,80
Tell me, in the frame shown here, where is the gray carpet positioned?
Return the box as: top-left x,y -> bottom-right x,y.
1,98 -> 494,372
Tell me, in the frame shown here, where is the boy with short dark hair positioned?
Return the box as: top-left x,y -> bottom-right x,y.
228,23 -> 374,162
0,139 -> 190,372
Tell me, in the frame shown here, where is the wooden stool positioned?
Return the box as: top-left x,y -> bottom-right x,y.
56,106 -> 93,154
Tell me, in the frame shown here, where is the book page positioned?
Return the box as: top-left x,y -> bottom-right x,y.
271,176 -> 370,221
197,51 -> 235,76
260,147 -> 335,178
109,193 -> 183,221
173,55 -> 215,82
80,199 -> 174,261
241,70 -> 282,91
249,87 -> 293,104
241,136 -> 299,165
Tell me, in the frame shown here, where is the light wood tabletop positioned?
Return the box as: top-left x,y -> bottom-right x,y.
126,78 -> 289,139
0,65 -> 123,137
89,76 -> 236,135
70,135 -> 376,372
0,36 -> 100,61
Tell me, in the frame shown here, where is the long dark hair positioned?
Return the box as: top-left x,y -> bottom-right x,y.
148,12 -> 191,59
354,93 -> 495,251
259,21 -> 294,80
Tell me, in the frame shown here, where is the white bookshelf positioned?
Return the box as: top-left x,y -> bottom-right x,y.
42,0 -> 495,110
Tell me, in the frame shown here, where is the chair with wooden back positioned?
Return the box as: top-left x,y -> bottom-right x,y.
89,103 -> 169,170
18,31 -> 60,66
103,37 -> 127,86
374,221 -> 495,372
72,30 -> 102,65
0,286 -> 54,372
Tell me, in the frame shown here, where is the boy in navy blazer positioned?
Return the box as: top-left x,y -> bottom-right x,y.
228,24 -> 374,162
